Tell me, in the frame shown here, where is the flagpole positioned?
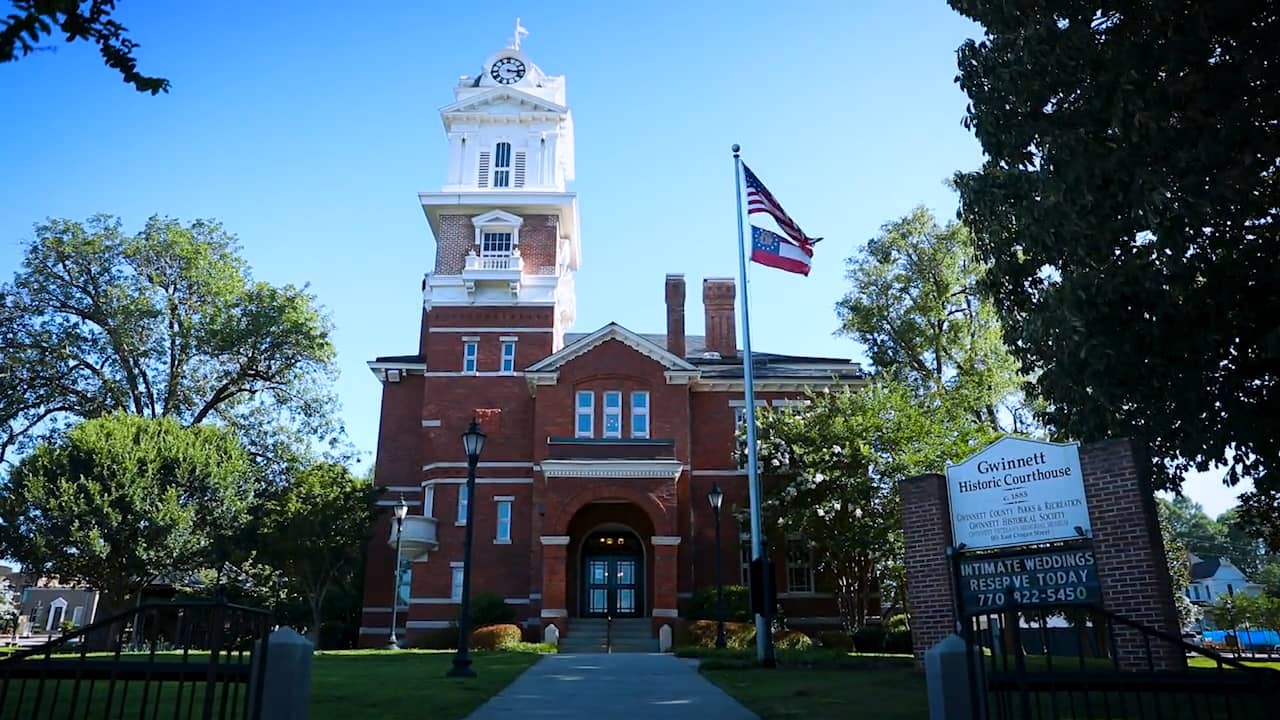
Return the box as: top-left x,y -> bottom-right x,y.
732,143 -> 776,668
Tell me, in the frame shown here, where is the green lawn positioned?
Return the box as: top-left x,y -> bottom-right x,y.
0,649 -> 542,720
1188,656 -> 1280,670
704,665 -> 926,720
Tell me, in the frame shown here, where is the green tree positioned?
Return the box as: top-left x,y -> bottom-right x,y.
1157,496 -> 1265,576
748,382 -> 997,630
0,413 -> 256,607
1157,499 -> 1197,628
1,1 -> 168,93
837,206 -> 1030,433
949,1 -> 1280,501
1256,560 -> 1280,600
256,462 -> 379,645
0,577 -> 17,633
0,214 -> 338,469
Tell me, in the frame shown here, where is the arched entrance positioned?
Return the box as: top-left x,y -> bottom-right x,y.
580,528 -> 644,617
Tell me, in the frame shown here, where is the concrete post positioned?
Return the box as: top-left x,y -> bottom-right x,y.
658,624 -> 673,652
925,634 -> 981,720
249,627 -> 313,720
543,624 -> 559,648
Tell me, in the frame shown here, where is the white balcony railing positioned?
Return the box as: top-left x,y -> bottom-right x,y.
465,251 -> 522,272
388,515 -> 439,561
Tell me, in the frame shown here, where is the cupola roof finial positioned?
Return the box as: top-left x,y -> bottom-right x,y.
509,18 -> 529,50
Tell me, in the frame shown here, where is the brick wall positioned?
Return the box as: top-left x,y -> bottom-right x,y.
432,213 -> 559,276
900,439 -> 1184,670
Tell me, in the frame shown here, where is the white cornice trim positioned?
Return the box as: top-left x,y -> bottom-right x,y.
540,535 -> 571,546
539,459 -> 684,480
652,608 -> 679,618
368,361 -> 426,371
664,371 -> 701,385
650,536 -> 681,546
691,469 -> 747,477
423,478 -> 533,485
692,377 -> 866,392
540,609 -> 568,618
440,86 -> 568,115
423,461 -> 535,471
527,323 -> 697,373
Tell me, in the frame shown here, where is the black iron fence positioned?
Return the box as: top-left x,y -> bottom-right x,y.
963,604 -> 1280,720
0,600 -> 272,720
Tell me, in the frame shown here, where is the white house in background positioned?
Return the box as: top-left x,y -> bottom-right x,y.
1187,554 -> 1264,605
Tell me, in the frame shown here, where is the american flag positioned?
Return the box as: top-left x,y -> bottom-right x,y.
742,163 -> 820,248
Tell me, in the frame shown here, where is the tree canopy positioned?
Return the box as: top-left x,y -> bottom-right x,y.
0,413 -> 256,605
949,1 -> 1280,505
0,214 -> 339,468
1,1 -> 168,93
836,206 -> 1031,433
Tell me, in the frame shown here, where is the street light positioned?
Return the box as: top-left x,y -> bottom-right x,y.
708,482 -> 727,649
387,494 -> 409,650
448,418 -> 486,679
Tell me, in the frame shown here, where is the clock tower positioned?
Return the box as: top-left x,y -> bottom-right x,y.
419,35 -> 579,348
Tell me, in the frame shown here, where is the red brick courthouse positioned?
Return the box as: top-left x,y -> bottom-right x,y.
358,44 -> 863,646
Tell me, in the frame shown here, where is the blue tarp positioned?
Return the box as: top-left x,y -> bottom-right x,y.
1202,629 -> 1280,650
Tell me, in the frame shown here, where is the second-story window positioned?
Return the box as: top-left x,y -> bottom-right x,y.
501,341 -> 516,373
576,391 -> 594,438
495,498 -> 513,543
456,484 -> 469,526
493,142 -> 512,187
480,232 -> 513,269
463,341 -> 478,373
631,391 -> 650,438
603,391 -> 622,438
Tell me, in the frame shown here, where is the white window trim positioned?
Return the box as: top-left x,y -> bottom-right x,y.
470,210 -> 523,250
456,485 -> 469,526
462,341 -> 478,374
603,390 -> 623,439
495,497 -> 513,544
450,565 -> 465,602
575,391 -> 594,438
500,341 -> 516,374
631,390 -> 650,438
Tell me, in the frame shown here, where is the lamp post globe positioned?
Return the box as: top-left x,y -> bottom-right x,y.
449,418 -> 486,678
708,483 -> 727,649
387,494 -> 410,649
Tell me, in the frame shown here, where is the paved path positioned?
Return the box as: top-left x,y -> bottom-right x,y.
466,653 -> 758,719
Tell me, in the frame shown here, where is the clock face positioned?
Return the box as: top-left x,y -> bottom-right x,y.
490,57 -> 526,85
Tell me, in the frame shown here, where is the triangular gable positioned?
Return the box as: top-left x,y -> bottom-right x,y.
441,87 -> 568,115
527,323 -> 697,372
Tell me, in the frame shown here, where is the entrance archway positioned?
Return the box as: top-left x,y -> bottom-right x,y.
579,528 -> 644,617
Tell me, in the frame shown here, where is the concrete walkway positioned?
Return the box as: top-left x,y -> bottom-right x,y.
465,653 -> 758,719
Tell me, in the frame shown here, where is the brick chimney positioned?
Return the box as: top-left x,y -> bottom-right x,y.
702,278 -> 737,359
665,274 -> 686,359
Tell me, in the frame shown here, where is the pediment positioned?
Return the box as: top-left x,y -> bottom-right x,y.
442,87 -> 567,116
527,323 -> 698,373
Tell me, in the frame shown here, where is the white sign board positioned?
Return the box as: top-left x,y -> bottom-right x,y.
946,437 -> 1091,551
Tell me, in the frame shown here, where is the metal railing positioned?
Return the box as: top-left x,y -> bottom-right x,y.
963,603 -> 1280,720
0,599 -> 272,720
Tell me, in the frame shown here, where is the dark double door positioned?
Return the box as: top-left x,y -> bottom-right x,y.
582,555 -> 642,618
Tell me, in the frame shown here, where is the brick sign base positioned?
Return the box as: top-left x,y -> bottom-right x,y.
900,438 -> 1183,670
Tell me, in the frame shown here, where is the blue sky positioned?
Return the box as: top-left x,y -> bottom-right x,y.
0,1 -> 1246,515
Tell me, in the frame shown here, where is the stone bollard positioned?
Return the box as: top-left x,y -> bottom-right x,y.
249,627 -> 314,720
543,624 -> 559,648
658,624 -> 673,653
925,634 -> 983,720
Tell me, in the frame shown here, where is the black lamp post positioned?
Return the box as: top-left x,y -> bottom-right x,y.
708,483 -> 727,649
448,418 -> 486,679
387,494 -> 409,649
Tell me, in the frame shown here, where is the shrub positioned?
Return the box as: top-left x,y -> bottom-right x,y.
773,630 -> 814,650
410,627 -> 456,650
470,623 -> 522,650
852,625 -> 885,652
885,613 -> 910,632
818,630 -> 852,651
469,592 -> 517,627
885,628 -> 913,654
684,619 -> 756,649
502,641 -> 557,654
686,585 -> 752,623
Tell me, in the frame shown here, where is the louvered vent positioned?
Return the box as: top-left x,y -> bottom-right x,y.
513,151 -> 527,187
477,152 -> 491,188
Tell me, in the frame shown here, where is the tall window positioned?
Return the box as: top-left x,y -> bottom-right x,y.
396,559 -> 412,607
733,406 -> 748,469
495,499 -> 513,543
576,391 -> 594,438
463,342 -> 478,373
456,484 -> 469,526
603,391 -> 622,438
451,566 -> 465,602
785,538 -> 815,593
493,142 -> 512,187
739,537 -> 753,586
631,391 -> 650,438
423,486 -> 435,518
501,342 -> 516,373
